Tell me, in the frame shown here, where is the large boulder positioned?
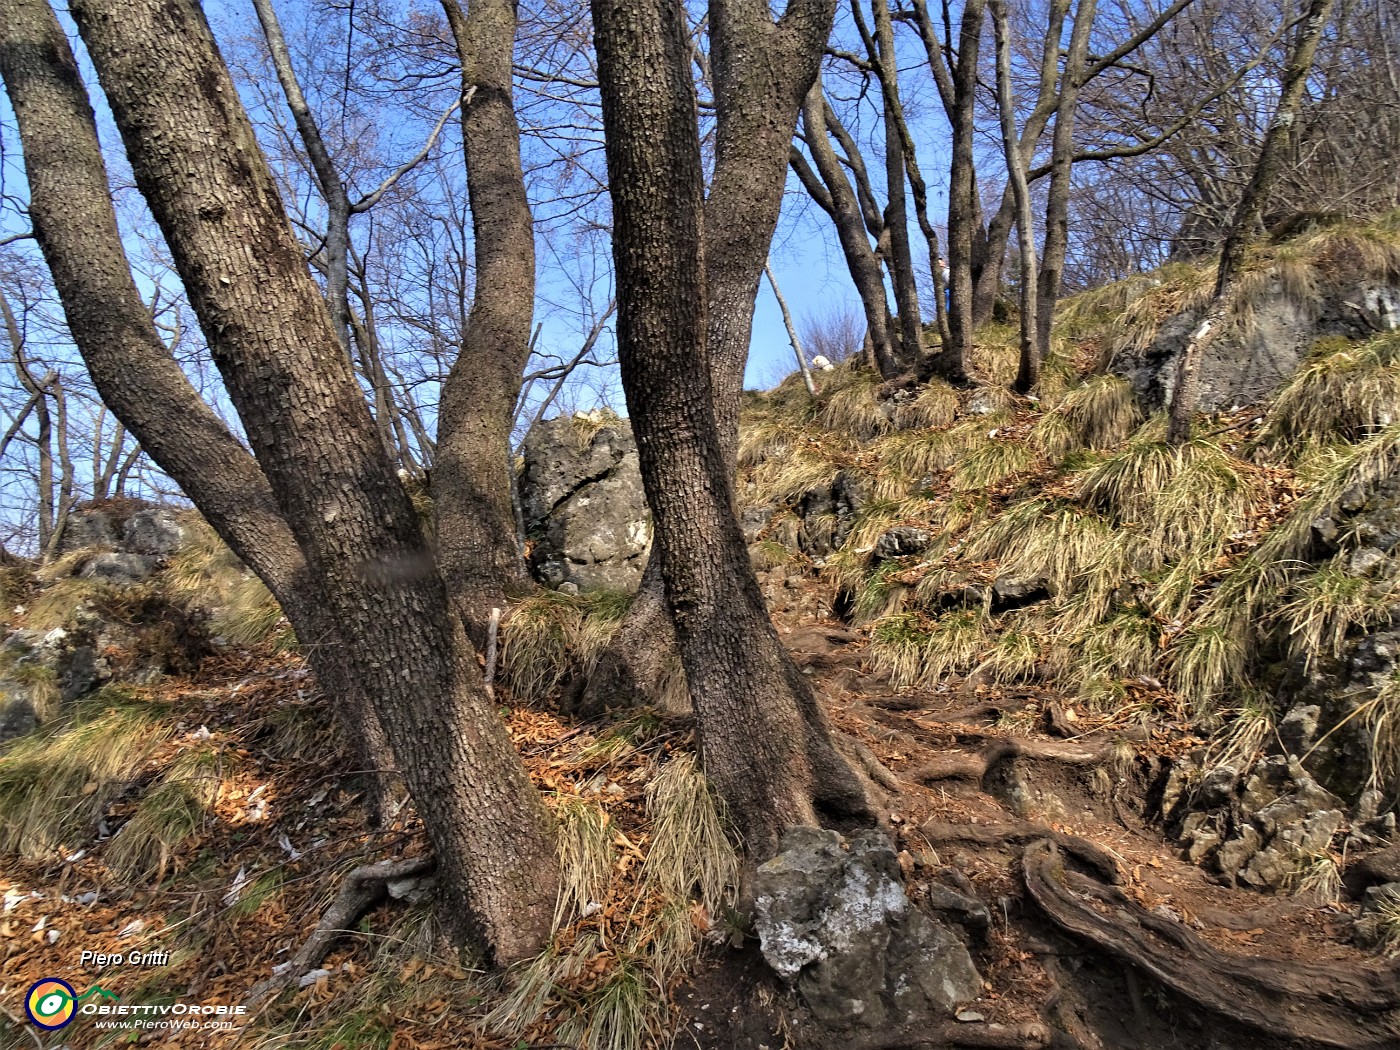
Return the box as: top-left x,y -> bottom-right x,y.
753,827 -> 982,1027
1112,277 -> 1400,411
518,413 -> 651,593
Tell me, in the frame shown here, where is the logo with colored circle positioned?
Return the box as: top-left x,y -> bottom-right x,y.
25,978 -> 76,1030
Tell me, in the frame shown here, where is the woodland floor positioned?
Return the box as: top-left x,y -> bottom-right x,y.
0,565 -> 1393,1050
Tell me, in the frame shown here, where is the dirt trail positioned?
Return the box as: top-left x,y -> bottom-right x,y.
678,588 -> 1399,1050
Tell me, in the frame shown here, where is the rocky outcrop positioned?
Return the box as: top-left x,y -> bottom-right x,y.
518,413 -> 651,593
1164,754 -> 1358,892
795,470 -> 868,557
1276,470 -> 1400,807
1112,277 -> 1400,411
752,827 -> 982,1027
1,504 -> 196,742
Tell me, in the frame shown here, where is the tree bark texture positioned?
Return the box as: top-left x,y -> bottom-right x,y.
990,0 -> 1040,393
436,0 -> 536,646
801,79 -> 900,379
935,0 -> 986,383
591,0 -> 873,859
0,0 -> 396,817
1166,0 -> 1336,444
584,0 -> 838,708
1033,0 -> 1097,374
703,0 -> 836,468
64,0 -> 556,963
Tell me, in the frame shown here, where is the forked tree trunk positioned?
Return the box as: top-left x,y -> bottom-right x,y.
591,0 -> 873,858
1166,0 -> 1336,444
63,0 -> 556,963
0,0 -> 396,821
580,0 -> 840,711
435,0 -> 537,646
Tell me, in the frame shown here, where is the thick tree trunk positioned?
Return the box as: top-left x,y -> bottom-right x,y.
582,0 -> 838,710
933,0 -> 987,384
591,0 -> 873,858
65,0 -> 556,963
0,0 -> 397,818
1167,0 -> 1336,444
1033,0 -> 1097,374
990,0 -> 1040,393
435,0 -> 536,646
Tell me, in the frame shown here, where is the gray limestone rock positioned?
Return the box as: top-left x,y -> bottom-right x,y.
753,827 -> 982,1027
1110,278 -> 1400,412
873,526 -> 933,560
517,414 -> 651,593
81,552 -> 157,585
122,509 -> 185,556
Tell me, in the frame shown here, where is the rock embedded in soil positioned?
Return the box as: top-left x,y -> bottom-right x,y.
752,826 -> 982,1027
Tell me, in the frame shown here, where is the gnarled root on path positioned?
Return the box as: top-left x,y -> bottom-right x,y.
1022,839 -> 1400,1049
245,855 -> 436,1006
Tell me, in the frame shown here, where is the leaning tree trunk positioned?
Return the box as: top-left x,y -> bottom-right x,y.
65,0 -> 557,963
0,0 -> 396,822
591,0 -> 873,858
867,0 -> 924,369
435,0 -> 537,647
802,80 -> 901,379
1167,0 -> 1336,444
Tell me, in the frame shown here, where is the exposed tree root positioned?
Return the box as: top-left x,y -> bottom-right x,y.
246,856 -> 436,1005
857,1020 -> 1051,1049
921,820 -> 1122,885
843,736 -> 903,793
906,736 -> 1109,786
1022,840 -> 1400,1049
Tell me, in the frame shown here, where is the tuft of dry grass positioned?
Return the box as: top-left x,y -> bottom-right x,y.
1077,438 -> 1255,566
893,381 -> 959,431
950,439 -> 1035,492
551,793 -> 615,930
1259,331 -> 1400,454
500,590 -> 633,704
106,745 -> 224,883
0,695 -> 167,858
816,366 -> 889,440
1052,374 -> 1143,450
1275,554 -> 1397,671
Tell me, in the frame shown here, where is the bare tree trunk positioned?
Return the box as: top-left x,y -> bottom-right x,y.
436,0 -> 537,647
1167,0 -> 1337,444
765,262 -> 817,396
802,79 -> 900,378
582,0 -> 839,713
990,0 -> 1040,393
248,0 -> 354,357
1,288 -> 57,552
0,0 -> 398,823
866,0 -> 924,368
591,0 -> 873,857
702,0 -> 838,467
933,0 -> 987,384
43,373 -> 75,560
1033,0 -> 1097,373
59,0 -> 558,962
